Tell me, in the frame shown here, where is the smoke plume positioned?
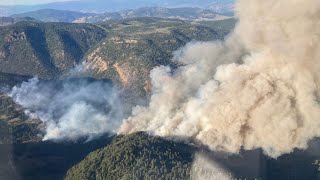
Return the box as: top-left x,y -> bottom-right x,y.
10,77 -> 123,141
120,0 -> 320,158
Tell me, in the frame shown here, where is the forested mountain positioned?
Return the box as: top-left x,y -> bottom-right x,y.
83,18 -> 236,98
0,16 -> 235,156
0,22 -> 106,78
0,18 -> 237,179
0,1 -> 318,180
65,133 -> 320,180
0,18 -> 235,97
65,132 -> 194,180
0,17 -> 318,180
0,17 -> 235,148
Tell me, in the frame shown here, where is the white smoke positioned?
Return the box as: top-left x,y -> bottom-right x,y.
120,0 -> 320,158
9,77 -> 123,141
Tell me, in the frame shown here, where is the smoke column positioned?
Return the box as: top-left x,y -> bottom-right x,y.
120,0 -> 320,158
10,77 -> 123,141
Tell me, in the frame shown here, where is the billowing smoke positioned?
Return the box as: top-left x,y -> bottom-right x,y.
10,77 -> 123,141
120,0 -> 320,158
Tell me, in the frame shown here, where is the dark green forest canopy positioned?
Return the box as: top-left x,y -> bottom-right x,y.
65,132 -> 195,180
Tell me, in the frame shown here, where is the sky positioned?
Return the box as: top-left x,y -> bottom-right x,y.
0,0 -> 77,5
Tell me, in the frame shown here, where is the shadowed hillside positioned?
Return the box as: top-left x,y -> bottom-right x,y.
65,133 -> 320,180
0,22 -> 106,78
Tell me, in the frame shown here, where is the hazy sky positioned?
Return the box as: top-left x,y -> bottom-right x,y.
0,0 -> 77,5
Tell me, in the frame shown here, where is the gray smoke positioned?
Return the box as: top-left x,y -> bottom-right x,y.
9,77 -> 123,141
120,0 -> 320,158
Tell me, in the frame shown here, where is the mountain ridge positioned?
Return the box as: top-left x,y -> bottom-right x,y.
11,9 -> 95,23
9,7 -> 232,23
0,17 -> 235,145
0,0 -> 234,16
75,7 -> 230,23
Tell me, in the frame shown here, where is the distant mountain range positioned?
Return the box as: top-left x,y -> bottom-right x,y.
10,7 -> 231,23
11,9 -> 94,23
0,0 -> 234,16
77,7 -> 231,23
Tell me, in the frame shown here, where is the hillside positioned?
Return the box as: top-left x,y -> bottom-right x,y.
0,18 -> 235,99
0,22 -> 106,78
0,136 -> 113,180
81,18 -> 236,98
0,1 -> 319,180
0,18 -> 236,180
64,132 -> 194,180
0,93 -> 42,144
64,132 -> 320,180
0,16 -> 37,26
11,9 -> 94,23
0,17 -> 235,145
75,7 -> 230,23
0,73 -> 41,144
0,72 -> 31,87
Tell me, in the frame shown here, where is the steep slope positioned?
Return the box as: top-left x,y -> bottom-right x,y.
64,132 -> 194,180
64,132 -> 320,180
0,22 -> 106,78
0,93 -> 42,144
0,136 -> 113,180
0,73 -> 41,144
82,18 -> 236,98
11,9 -> 94,23
0,18 -> 235,144
0,18 -> 235,96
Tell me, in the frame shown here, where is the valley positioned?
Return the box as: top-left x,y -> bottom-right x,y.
0,1 -> 319,179
0,17 -> 238,180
